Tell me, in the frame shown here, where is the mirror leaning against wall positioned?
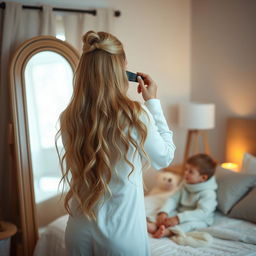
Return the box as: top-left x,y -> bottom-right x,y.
9,36 -> 79,256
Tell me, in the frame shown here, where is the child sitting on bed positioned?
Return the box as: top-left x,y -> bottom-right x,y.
147,153 -> 218,238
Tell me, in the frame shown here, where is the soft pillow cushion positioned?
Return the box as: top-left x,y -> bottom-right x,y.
241,152 -> 256,174
228,187 -> 256,223
215,166 -> 256,214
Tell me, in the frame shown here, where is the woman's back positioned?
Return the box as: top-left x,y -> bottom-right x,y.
57,31 -> 175,256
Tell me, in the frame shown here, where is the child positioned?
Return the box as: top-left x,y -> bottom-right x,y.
147,153 -> 218,238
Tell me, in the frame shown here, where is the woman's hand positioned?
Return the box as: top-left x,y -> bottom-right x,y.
156,212 -> 168,227
137,72 -> 157,101
163,216 -> 179,227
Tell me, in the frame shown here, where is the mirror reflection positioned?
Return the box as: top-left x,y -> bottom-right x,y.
24,51 -> 73,204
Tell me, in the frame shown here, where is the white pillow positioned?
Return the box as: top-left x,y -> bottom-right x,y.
241,153 -> 256,174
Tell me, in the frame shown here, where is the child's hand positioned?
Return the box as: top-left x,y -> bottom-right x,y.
163,216 -> 179,227
156,212 -> 168,226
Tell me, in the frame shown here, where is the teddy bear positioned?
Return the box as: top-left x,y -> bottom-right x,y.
147,170 -> 181,196
145,170 -> 181,217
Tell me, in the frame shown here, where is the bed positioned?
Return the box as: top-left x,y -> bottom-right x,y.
34,118 -> 256,256
34,201 -> 256,256
34,172 -> 256,256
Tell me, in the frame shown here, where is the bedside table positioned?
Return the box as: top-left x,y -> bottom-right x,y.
0,221 -> 17,256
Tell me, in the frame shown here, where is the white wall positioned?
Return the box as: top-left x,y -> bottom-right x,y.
191,0 -> 256,162
7,0 -> 256,191
9,0 -> 192,164
110,0 -> 191,164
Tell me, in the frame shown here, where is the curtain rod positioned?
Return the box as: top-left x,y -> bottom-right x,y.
0,2 -> 121,17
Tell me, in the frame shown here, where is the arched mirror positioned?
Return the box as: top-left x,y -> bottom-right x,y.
9,36 -> 79,256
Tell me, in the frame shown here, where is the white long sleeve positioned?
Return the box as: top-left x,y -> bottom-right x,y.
142,99 -> 175,170
159,190 -> 181,214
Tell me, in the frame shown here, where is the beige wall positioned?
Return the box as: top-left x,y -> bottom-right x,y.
109,0 -> 191,164
7,0 -> 256,165
191,0 -> 256,162
6,1 -> 256,221
9,0 -> 191,164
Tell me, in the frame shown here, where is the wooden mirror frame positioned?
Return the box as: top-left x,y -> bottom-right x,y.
9,36 -> 79,256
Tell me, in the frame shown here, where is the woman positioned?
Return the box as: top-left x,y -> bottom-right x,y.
57,31 -> 175,256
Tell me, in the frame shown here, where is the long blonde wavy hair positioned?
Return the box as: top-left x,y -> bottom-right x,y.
56,31 -> 149,220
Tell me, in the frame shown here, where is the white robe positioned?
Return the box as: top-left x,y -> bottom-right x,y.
65,99 -> 175,256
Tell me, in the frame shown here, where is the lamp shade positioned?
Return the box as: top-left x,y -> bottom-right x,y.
178,103 -> 215,130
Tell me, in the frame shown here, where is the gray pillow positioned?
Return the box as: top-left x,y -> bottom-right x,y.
215,166 -> 256,214
241,152 -> 256,174
228,187 -> 256,223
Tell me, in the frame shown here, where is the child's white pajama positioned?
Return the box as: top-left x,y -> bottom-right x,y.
159,176 -> 218,233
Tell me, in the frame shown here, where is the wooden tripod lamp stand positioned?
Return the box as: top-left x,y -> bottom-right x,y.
179,103 -> 215,171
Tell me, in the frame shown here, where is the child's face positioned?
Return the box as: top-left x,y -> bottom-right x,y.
184,164 -> 208,184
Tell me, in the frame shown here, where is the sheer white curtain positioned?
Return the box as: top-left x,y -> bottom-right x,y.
56,8 -> 115,53
0,2 -> 56,222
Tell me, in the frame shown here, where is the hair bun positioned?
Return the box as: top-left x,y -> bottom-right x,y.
82,31 -> 101,53
82,31 -> 124,55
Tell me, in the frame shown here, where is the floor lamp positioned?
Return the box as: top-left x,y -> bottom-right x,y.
178,103 -> 215,171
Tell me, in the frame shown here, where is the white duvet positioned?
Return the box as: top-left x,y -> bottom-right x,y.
34,193 -> 256,256
145,193 -> 256,244
200,213 -> 256,244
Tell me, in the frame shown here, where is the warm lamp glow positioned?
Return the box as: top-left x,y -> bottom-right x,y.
221,162 -> 239,172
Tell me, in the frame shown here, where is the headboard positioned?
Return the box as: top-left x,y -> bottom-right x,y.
226,118 -> 256,169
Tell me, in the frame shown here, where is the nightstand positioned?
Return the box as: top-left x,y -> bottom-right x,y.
0,221 -> 17,256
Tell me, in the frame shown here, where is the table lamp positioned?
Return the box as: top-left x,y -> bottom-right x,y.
178,102 -> 215,169
220,162 -> 239,172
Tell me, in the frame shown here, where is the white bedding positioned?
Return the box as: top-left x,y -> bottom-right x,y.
34,194 -> 256,256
